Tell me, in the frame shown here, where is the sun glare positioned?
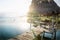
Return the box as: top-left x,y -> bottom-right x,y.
17,0 -> 32,16
0,0 -> 32,32
16,0 -> 32,31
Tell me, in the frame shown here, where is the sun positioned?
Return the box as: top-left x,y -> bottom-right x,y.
17,0 -> 32,16
16,0 -> 32,31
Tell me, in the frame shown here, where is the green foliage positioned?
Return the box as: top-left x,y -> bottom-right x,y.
27,11 -> 60,27
27,12 -> 41,26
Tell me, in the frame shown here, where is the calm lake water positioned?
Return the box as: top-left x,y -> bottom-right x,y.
0,16 -> 30,39
0,25 -> 22,39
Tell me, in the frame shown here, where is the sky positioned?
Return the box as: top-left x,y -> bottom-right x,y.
0,0 -> 32,16
54,0 -> 60,6
0,0 -> 60,16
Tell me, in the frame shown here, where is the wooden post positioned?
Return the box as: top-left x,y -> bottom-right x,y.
30,23 -> 31,30
52,15 -> 56,40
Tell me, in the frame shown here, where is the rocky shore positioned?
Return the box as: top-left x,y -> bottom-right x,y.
8,26 -> 51,40
8,23 -> 60,40
8,26 -> 44,40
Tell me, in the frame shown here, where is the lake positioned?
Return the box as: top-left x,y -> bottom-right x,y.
0,16 -> 30,39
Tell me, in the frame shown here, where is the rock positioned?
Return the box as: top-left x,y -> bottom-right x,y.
29,0 -> 60,16
8,26 -> 43,40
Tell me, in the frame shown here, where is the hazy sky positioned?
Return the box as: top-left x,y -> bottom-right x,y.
0,0 -> 60,16
0,0 -> 32,16
54,0 -> 60,6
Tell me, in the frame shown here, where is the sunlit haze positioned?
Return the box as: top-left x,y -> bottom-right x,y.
0,0 -> 60,32
0,0 -> 32,32
0,0 -> 32,16
0,0 -> 60,16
